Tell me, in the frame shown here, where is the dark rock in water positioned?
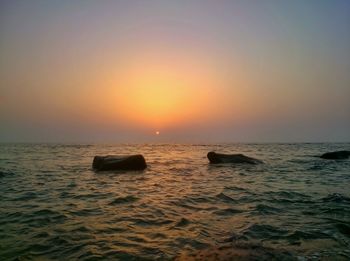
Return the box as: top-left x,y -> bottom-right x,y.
319,150 -> 350,159
92,155 -> 147,171
207,151 -> 263,164
176,242 -> 296,261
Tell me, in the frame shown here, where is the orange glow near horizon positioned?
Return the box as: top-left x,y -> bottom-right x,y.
111,50 -> 223,129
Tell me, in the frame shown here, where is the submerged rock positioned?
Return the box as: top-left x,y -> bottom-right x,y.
92,155 -> 147,171
176,242 -> 296,261
319,150 -> 350,159
207,151 -> 263,164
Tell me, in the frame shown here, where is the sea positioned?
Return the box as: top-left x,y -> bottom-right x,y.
0,143 -> 349,260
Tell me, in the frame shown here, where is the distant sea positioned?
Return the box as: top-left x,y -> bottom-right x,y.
0,143 -> 349,260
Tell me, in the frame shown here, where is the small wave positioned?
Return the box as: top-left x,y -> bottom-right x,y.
174,237 -> 209,249
266,191 -> 310,199
0,170 -> 14,178
224,232 -> 247,242
71,208 -> 103,217
67,181 -> 77,188
213,208 -> 243,216
30,242 -> 56,253
287,230 -> 329,241
46,235 -> 71,247
33,209 -> 61,216
70,226 -> 91,233
174,218 -> 190,227
129,217 -> 173,227
254,204 -> 281,214
127,235 -> 149,243
0,171 -> 6,178
89,250 -> 145,260
301,210 -> 317,216
173,196 -> 216,211
335,223 -> 350,237
322,193 -> 350,203
31,231 -> 50,239
148,232 -> 167,239
224,185 -> 247,191
320,206 -> 350,216
177,195 -> 213,205
21,209 -> 68,225
12,191 -> 38,201
46,144 -> 93,149
176,242 -> 296,260
216,192 -> 237,203
264,191 -> 313,204
175,202 -> 217,211
74,192 -> 114,200
109,195 -> 139,205
242,224 -> 289,240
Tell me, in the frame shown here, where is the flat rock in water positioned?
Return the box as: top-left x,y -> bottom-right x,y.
319,150 -> 350,160
207,151 -> 263,164
92,155 -> 147,171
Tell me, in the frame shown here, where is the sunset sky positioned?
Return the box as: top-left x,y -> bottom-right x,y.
1,0 -> 349,142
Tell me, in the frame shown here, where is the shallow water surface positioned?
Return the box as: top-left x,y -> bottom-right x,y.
0,143 -> 349,260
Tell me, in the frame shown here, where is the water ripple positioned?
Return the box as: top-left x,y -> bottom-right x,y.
0,143 -> 349,260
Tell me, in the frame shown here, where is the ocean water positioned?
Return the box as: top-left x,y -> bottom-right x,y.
0,143 -> 349,260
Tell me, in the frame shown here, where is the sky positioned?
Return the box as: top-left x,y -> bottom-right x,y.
1,0 -> 349,143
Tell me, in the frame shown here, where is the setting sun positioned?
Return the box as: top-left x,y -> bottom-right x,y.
155,131 -> 160,135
